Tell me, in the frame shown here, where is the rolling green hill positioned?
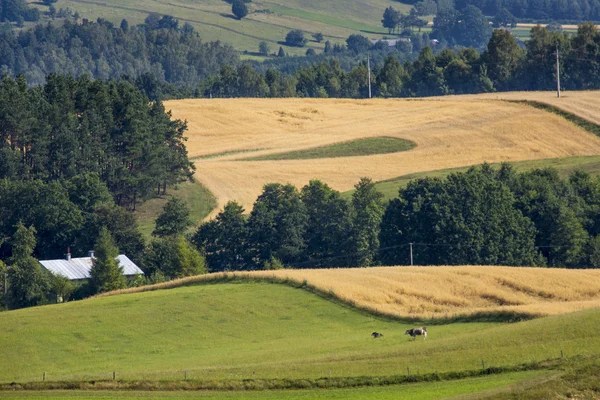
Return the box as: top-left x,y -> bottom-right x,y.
1,281 -> 600,386
32,0 -> 412,56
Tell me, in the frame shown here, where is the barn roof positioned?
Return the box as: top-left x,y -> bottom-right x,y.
40,255 -> 143,280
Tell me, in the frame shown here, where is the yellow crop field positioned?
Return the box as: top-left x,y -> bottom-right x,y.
104,266 -> 600,320
166,98 -> 600,215
451,91 -> 600,126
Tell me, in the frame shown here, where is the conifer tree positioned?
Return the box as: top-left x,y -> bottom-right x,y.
90,227 -> 125,293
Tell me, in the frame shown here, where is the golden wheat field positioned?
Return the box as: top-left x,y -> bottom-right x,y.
103,266 -> 600,320
166,97 -> 600,215
451,91 -> 600,125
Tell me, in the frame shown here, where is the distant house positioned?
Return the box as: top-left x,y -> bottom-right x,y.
370,38 -> 411,47
39,250 -> 144,281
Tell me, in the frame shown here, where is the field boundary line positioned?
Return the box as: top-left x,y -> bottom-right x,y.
0,356 -> 571,391
95,273 -> 540,323
505,100 -> 600,137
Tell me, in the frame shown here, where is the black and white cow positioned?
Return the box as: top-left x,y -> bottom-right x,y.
405,327 -> 427,340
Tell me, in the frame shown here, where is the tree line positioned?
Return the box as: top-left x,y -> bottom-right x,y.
193,165 -> 600,273
0,15 -> 239,86
198,23 -> 600,98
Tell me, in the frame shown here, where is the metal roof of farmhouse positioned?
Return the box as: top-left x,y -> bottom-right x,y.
40,255 -> 143,281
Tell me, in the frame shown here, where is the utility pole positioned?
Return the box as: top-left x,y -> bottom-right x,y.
367,53 -> 372,99
556,44 -> 561,98
409,243 -> 413,266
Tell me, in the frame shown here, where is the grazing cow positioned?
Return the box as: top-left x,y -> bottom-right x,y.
372,331 -> 384,338
405,327 -> 427,340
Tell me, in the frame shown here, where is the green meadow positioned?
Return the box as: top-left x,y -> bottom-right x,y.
1,282 -> 599,385
242,137 -> 416,161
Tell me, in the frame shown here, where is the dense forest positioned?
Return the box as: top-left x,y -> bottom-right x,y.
194,165 -> 600,272
0,75 -> 204,310
0,15 -> 239,85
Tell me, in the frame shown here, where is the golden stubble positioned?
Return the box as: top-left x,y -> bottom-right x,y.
166,96 -> 600,216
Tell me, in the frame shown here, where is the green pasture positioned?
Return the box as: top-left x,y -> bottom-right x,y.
134,181 -> 216,238
343,155 -> 600,201
38,0 -> 404,54
1,282 -> 599,385
241,137 -> 416,161
0,371 -> 550,399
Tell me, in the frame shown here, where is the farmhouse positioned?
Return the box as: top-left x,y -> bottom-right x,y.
39,250 -> 143,281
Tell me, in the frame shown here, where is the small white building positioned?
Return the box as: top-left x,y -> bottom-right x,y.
40,250 -> 144,281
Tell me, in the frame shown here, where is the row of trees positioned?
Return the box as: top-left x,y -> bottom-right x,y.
193,179 -> 384,271
0,16 -> 239,85
193,165 -> 600,272
202,23 -> 600,98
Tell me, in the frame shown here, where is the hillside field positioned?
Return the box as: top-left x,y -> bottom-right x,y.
106,266 -> 600,320
166,96 -> 600,216
3,276 -> 600,385
31,0 -> 408,55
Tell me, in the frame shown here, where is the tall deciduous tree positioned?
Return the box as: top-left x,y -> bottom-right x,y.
193,201 -> 248,272
153,197 -> 192,237
349,178 -> 384,267
232,0 -> 248,20
301,180 -> 353,268
6,223 -> 48,309
247,183 -> 307,268
90,227 -> 125,293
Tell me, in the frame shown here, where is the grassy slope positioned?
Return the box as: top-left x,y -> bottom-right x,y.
41,0 -> 409,54
0,371 -> 549,399
342,155 -> 600,201
242,137 -> 416,161
134,181 -> 216,238
2,282 -> 600,384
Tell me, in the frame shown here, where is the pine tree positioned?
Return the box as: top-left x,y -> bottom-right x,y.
90,227 -> 125,293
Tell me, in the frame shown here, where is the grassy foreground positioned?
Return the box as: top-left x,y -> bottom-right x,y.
0,371 -> 549,399
2,282 -> 600,385
241,137 -> 416,161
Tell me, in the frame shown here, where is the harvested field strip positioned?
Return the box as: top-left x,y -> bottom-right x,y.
100,266 -> 600,321
167,98 -> 600,215
240,137 -> 416,161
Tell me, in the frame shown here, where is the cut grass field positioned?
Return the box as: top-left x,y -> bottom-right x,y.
166,97 -> 600,216
0,371 -> 551,399
36,0 -> 407,54
2,277 -> 600,388
241,137 -> 416,161
134,181 -> 216,238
